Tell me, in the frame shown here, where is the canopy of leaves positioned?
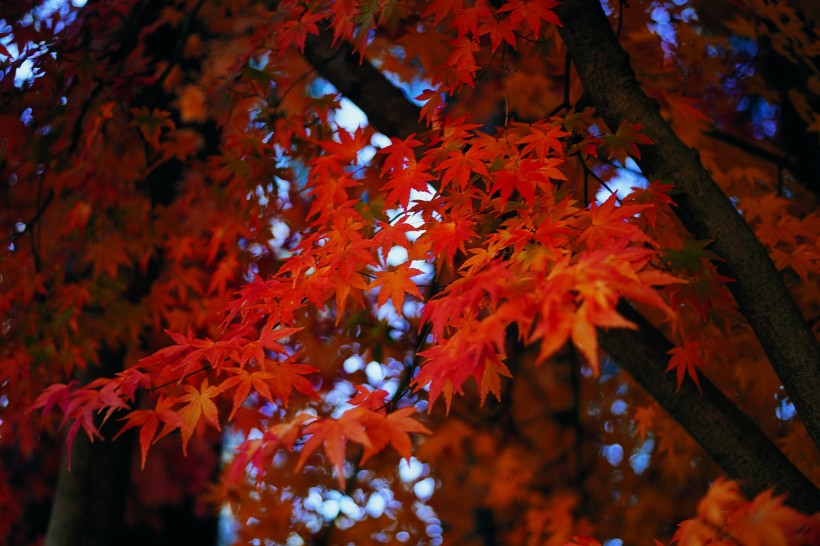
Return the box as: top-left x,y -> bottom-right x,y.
1,0 -> 819,545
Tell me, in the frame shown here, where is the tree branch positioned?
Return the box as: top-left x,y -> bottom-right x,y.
601,304 -> 820,513
303,30 -> 425,139
554,0 -> 820,448
300,27 -> 820,512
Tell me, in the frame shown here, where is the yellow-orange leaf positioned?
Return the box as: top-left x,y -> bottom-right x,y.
177,378 -> 221,455
370,262 -> 423,317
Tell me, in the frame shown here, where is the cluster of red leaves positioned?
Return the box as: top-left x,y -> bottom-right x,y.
4,0 -> 819,543
20,0 -> 712,495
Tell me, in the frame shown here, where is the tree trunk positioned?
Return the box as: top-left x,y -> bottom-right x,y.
553,0 -> 820,448
43,1 -> 222,544
45,349 -> 132,546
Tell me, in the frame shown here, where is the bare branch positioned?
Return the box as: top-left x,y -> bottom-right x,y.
303,30 -> 425,139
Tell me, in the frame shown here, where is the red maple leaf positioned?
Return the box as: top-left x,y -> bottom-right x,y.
498,0 -> 561,36
295,407 -> 373,488
666,340 -> 703,392
265,355 -> 320,407
577,193 -> 653,250
603,121 -> 654,163
115,396 -> 184,468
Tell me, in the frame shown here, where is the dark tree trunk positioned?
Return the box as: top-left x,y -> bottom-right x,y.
42,2 -> 222,545
45,350 -> 133,546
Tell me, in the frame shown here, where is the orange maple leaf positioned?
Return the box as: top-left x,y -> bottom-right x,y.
447,37 -> 480,88
370,262 -> 423,317
226,413 -> 312,484
265,355 -> 320,407
633,405 -> 656,442
727,489 -> 808,546
219,367 -> 276,419
382,161 -> 435,209
360,406 -> 432,464
177,378 -> 221,455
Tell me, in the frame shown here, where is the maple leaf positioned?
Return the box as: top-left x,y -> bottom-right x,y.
279,9 -> 323,52
370,262 -> 424,317
219,367 -> 275,419
226,413 -> 312,484
437,144 -> 492,190
31,381 -> 76,421
662,239 -> 718,272
32,382 -> 107,460
295,407 -> 373,488
666,340 -> 703,393
695,477 -> 743,527
359,406 -> 432,464
423,0 -> 464,27
518,121 -> 569,158
447,37 -> 480,88
425,215 -> 477,265
115,396 -> 184,468
382,161 -> 435,209
603,121 -> 654,164
498,0 -> 561,36
454,1 -> 492,37
727,489 -> 807,546
130,106 -> 174,149
380,134 -> 423,174
319,127 -> 370,164
633,405 -> 656,442
478,13 -> 519,51
414,313 -> 511,411
265,355 -> 320,407
239,324 -> 303,370
577,193 -> 653,250
348,385 -> 389,410
664,92 -> 711,123
177,378 -> 222,455
480,355 -> 513,407
207,253 -> 239,295
371,220 -> 415,259
306,172 -> 361,219
416,88 -> 446,123
771,243 -> 820,281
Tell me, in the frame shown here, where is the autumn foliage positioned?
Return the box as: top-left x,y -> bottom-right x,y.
1,0 -> 819,545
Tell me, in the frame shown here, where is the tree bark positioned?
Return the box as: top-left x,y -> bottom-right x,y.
601,304 -> 820,513
45,350 -> 132,546
554,0 -> 820,448
43,2 -> 221,545
303,30 -> 425,139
